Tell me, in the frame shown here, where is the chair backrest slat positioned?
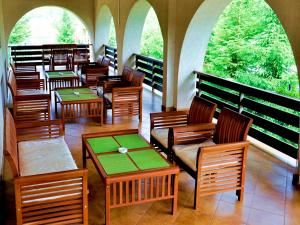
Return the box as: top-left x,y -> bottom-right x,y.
5,109 -> 19,177
8,71 -> 17,97
131,70 -> 145,87
188,97 -> 217,124
213,108 -> 253,144
122,66 -> 134,82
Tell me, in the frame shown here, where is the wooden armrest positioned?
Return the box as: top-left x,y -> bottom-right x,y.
103,80 -> 130,92
112,86 -> 143,92
172,123 -> 215,145
150,110 -> 189,130
200,141 -> 250,152
15,93 -> 50,101
16,120 -> 64,141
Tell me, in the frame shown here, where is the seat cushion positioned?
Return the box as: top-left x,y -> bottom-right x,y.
18,136 -> 77,176
173,140 -> 215,171
151,128 -> 169,149
104,93 -> 112,103
17,89 -> 48,96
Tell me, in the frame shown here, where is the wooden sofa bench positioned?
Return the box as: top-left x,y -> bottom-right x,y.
5,109 -> 88,225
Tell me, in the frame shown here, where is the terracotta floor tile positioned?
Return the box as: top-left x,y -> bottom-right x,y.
247,208 -> 285,225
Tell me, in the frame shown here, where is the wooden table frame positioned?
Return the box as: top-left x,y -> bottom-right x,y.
45,70 -> 80,91
82,129 -> 179,225
55,87 -> 103,128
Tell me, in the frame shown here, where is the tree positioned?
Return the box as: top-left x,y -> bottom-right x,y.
204,0 -> 298,98
57,11 -> 75,43
108,18 -> 117,47
9,17 -> 31,44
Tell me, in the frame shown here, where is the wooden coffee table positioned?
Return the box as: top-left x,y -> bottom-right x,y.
82,129 -> 179,225
46,70 -> 79,91
55,87 -> 103,127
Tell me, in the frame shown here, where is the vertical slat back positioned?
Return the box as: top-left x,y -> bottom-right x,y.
188,96 -> 217,124
8,71 -> 18,97
122,66 -> 134,82
131,70 -> 145,87
5,109 -> 19,176
214,108 -> 253,144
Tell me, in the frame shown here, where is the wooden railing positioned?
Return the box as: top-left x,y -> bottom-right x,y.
134,54 -> 163,92
195,71 -> 300,159
8,44 -> 91,67
104,45 -> 118,70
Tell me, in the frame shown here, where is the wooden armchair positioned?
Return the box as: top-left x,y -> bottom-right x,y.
97,66 -> 134,95
81,56 -> 110,86
103,70 -> 145,123
150,96 -> 217,160
71,49 -> 90,71
171,108 -> 253,209
7,72 -> 50,121
50,49 -> 71,70
5,109 -> 89,225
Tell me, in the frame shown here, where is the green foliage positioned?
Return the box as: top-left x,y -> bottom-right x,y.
204,0 -> 298,98
9,17 -> 31,44
57,11 -> 75,44
108,18 -> 117,47
140,8 -> 163,60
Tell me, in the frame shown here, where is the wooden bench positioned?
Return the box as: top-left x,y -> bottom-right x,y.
5,109 -> 89,225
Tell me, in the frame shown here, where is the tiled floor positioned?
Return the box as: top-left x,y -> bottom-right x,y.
3,89 -> 300,225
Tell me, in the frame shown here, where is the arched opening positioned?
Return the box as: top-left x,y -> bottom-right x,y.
8,6 -> 91,45
204,0 -> 299,99
178,0 -> 299,168
95,5 -> 117,55
140,8 -> 163,61
123,1 -> 164,94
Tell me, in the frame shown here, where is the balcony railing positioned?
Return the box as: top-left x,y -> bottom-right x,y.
8,44 -> 91,67
134,54 -> 163,92
195,71 -> 300,159
104,45 -> 118,70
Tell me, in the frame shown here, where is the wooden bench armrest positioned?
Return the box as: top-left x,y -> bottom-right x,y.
150,111 -> 189,130
112,86 -> 143,92
14,93 -> 50,101
16,120 -> 64,141
14,169 -> 88,225
172,123 -> 215,145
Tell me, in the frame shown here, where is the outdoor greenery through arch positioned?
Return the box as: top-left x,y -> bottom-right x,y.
203,0 -> 299,99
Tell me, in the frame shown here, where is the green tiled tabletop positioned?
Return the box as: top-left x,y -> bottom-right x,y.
128,150 -> 169,170
87,136 -> 120,154
59,94 -> 98,101
46,71 -> 76,78
57,88 -> 92,95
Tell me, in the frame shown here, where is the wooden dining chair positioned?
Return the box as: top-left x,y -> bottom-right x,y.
150,96 -> 217,160
171,108 -> 253,209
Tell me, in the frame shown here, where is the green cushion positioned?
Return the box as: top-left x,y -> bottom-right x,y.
97,154 -> 138,175
47,71 -> 76,78
60,94 -> 98,101
57,88 -> 92,95
114,134 -> 150,149
128,150 -> 169,170
87,136 -> 120,154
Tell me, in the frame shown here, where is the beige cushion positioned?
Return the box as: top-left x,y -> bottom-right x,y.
18,136 -> 77,176
104,93 -> 112,102
173,140 -> 215,171
17,89 -> 47,96
151,128 -> 169,148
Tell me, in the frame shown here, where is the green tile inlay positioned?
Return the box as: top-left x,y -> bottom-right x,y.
114,134 -> 149,149
87,136 -> 120,154
128,150 -> 169,170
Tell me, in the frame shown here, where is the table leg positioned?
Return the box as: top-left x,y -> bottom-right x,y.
105,185 -> 111,225
172,174 -> 178,215
82,142 -> 86,168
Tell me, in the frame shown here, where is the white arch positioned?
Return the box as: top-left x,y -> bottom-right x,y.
122,0 -> 152,67
176,0 -> 232,109
95,5 -> 116,56
8,6 -> 92,45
